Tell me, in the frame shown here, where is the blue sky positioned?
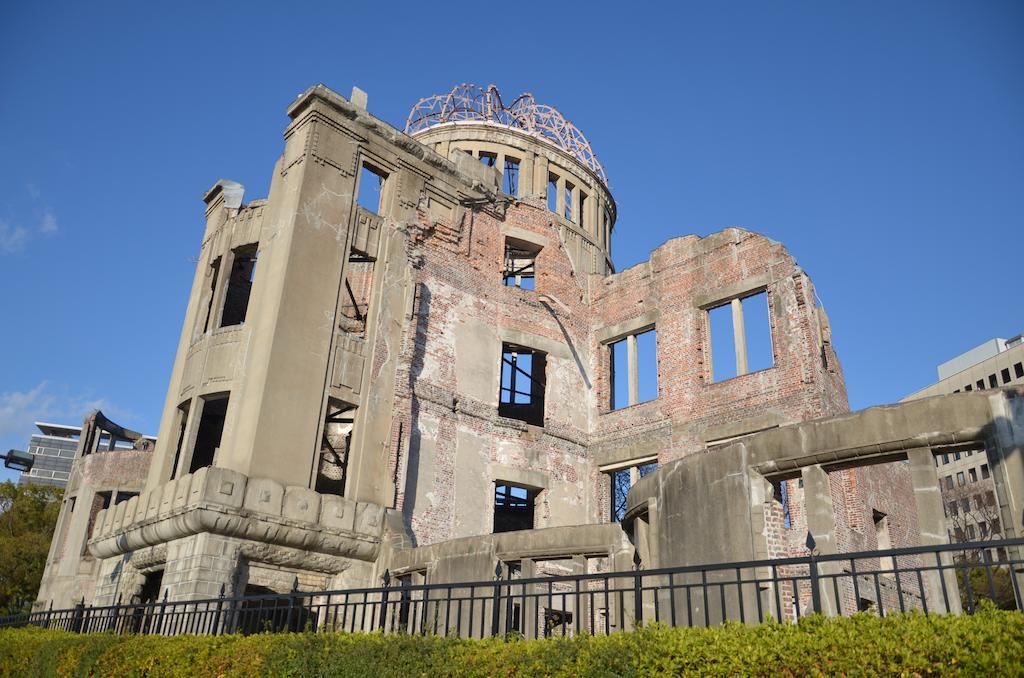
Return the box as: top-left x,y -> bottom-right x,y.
1,1 -> 1021,482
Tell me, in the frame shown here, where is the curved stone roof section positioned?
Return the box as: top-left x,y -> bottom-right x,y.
405,83 -> 607,185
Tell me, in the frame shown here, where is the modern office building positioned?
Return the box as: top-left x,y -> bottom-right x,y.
905,332 -> 1024,400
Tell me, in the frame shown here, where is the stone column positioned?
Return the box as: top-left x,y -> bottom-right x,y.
907,447 -> 962,613
521,558 -> 537,639
801,465 -> 841,616
732,298 -> 748,376
988,391 -> 1024,606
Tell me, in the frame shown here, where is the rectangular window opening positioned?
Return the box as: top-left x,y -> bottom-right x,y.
339,257 -> 374,335
493,482 -> 537,533
547,173 -> 558,213
478,151 -> 497,168
578,190 -> 588,230
607,461 -> 657,522
220,244 -> 258,327
988,374 -> 998,388
316,399 -> 354,497
981,463 -> 990,479
357,162 -> 388,215
873,510 -> 895,578
188,395 -> 228,474
1015,363 -> 1024,379
708,291 -> 774,383
503,157 -> 520,196
201,257 -> 222,335
168,400 -> 191,480
499,343 -> 547,426
563,182 -> 574,221
503,239 -> 539,290
708,302 -> 737,382
1001,368 -> 1011,384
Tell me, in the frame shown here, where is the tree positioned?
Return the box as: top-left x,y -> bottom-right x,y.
943,480 -> 1002,544
0,481 -> 63,614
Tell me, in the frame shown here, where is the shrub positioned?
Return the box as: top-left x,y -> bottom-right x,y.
1,606 -> 1021,677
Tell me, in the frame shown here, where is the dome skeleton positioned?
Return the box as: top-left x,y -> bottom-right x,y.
405,83 -> 607,185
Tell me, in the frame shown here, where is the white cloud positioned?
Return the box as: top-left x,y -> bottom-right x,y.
0,219 -> 30,253
0,382 -> 138,452
39,210 -> 58,235
0,383 -> 56,439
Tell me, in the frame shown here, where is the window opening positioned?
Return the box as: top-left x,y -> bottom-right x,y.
502,239 -> 539,290
981,463 -> 989,479
357,162 -> 387,215
969,467 -> 978,483
608,461 -> 657,521
609,328 -> 658,410
1002,368 -> 1011,384
873,510 -> 894,578
339,257 -> 374,335
220,244 -> 258,327
503,157 -> 520,196
478,151 -> 497,167
547,173 -> 558,213
493,483 -> 537,533
957,471 -> 965,486
169,400 -> 191,480
138,570 -> 163,606
578,190 -> 588,229
499,343 -> 547,426
189,395 -> 228,474
965,384 -> 973,391
988,374 -> 998,388
563,182 -> 574,221
543,608 -> 573,637
201,257 -> 221,335
708,291 -> 773,382
976,379 -> 984,390
115,491 -> 138,505
316,399 -> 354,496
1016,362 -> 1024,379
780,481 -> 793,528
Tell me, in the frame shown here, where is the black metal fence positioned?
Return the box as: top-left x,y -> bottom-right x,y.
2,538 -> 1021,638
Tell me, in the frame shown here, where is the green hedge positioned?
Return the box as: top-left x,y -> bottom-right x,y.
2,606 -> 1022,677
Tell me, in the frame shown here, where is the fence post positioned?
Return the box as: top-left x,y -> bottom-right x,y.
286,577 -> 299,632
633,553 -> 643,628
379,570 -> 391,632
807,533 -> 822,614
44,601 -> 53,630
72,597 -> 85,633
213,584 -> 225,636
156,590 -> 168,635
491,562 -> 503,637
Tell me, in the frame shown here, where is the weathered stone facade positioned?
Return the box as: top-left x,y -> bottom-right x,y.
34,83 -> 1024,624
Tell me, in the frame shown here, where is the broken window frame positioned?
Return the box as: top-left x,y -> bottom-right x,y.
498,343 -> 547,426
502,238 -> 540,290
220,243 -> 258,327
607,326 -> 658,410
198,256 -> 222,337
706,290 -> 775,383
168,399 -> 191,480
503,156 -> 520,196
493,482 -> 537,533
547,172 -> 559,213
315,399 -> 354,497
478,151 -> 498,168
339,253 -> 374,335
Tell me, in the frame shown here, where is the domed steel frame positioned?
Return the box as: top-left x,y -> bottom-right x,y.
405,83 -> 607,185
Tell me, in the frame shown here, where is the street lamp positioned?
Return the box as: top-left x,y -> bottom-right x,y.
1,449 -> 34,473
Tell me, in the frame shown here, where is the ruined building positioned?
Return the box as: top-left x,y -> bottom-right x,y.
37,84 -> 1024,625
